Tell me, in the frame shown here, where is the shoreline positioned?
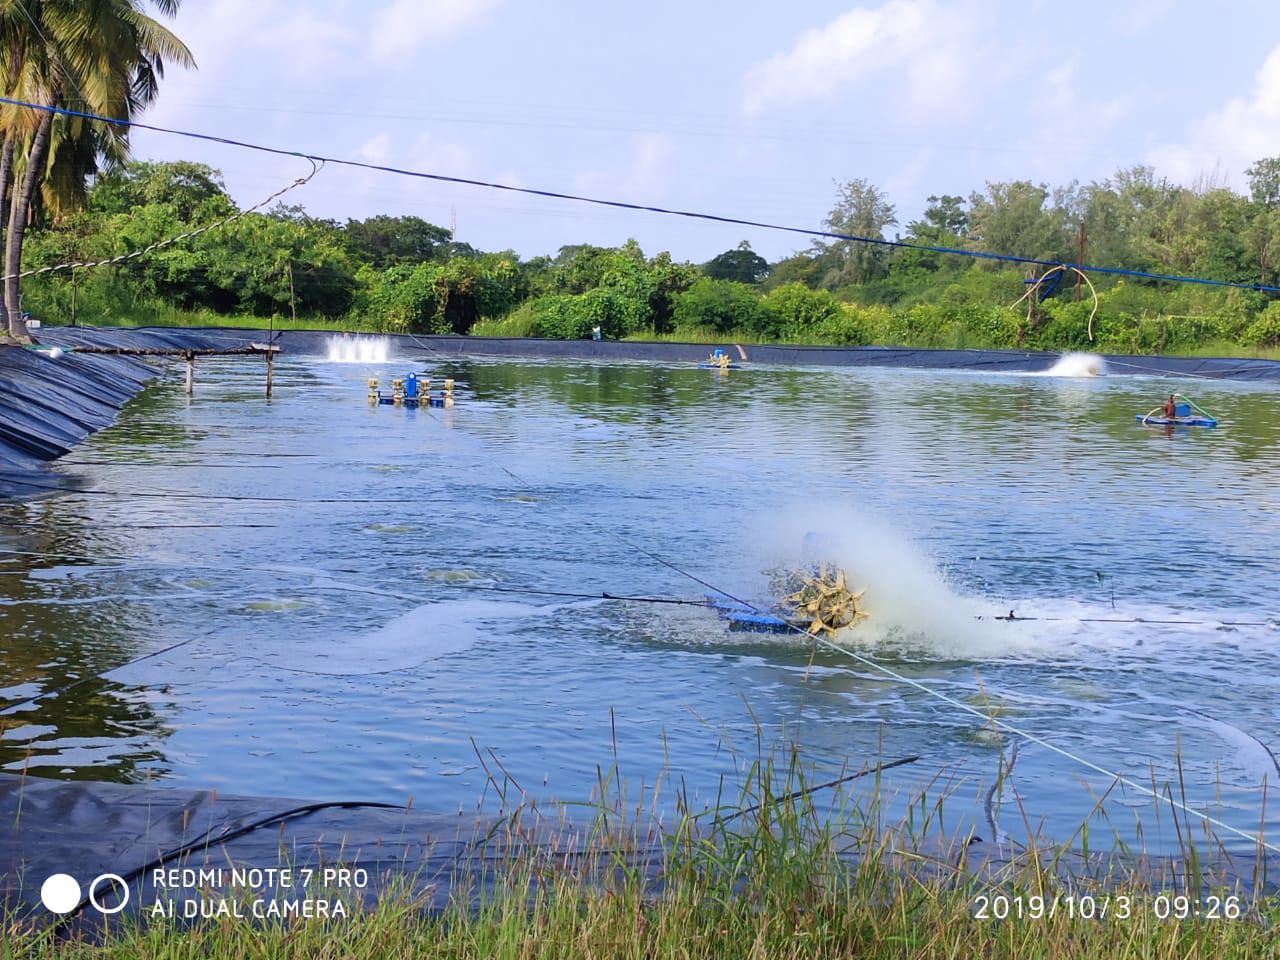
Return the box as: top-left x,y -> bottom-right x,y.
4,768 -> 1275,937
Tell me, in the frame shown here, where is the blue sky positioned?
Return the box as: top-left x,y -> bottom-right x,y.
132,0 -> 1280,265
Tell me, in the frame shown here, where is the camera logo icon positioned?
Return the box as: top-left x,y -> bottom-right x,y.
40,873 -> 129,915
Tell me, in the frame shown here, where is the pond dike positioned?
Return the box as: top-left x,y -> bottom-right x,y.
0,327 -> 257,499
252,326 -> 1279,381
1,772 -> 1273,935
403,334 -> 1280,381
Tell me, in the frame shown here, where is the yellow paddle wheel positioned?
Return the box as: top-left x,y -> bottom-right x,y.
780,565 -> 867,638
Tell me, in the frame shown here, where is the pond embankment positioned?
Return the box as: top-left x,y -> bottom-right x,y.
0,327 -> 259,496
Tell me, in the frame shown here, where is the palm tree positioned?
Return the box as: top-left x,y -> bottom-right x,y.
0,0 -> 193,342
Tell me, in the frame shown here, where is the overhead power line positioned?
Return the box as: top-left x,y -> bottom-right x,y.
2,95 -> 1280,295
6,160 -> 323,283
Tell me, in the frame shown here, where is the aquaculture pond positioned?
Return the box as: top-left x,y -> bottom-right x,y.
2,344 -> 1278,854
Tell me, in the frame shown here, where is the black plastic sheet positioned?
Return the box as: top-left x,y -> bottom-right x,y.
0,328 -> 264,498
2,772 -> 1272,939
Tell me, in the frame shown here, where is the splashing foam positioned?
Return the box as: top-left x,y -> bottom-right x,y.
1042,352 -> 1107,377
750,505 -> 1038,658
252,599 -> 548,675
326,334 -> 391,363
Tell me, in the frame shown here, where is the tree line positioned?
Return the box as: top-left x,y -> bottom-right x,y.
3,5 -> 1279,355
21,156 -> 1280,354
0,0 -> 193,343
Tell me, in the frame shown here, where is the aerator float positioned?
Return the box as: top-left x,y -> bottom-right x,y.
697,348 -> 741,370
1136,393 -> 1217,428
706,564 -> 867,638
367,374 -> 455,408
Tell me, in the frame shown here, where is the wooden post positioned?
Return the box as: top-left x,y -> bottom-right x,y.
185,351 -> 194,395
251,343 -> 278,400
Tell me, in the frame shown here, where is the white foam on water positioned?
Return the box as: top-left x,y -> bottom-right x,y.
325,334 -> 391,364
740,505 -> 1274,662
1179,711 -> 1280,788
256,599 -> 549,675
748,504 -> 1036,658
1041,352 -> 1107,377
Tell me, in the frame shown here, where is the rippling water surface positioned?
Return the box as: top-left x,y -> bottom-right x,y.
2,348 -> 1278,852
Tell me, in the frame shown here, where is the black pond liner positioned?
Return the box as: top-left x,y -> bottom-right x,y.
1,772 -> 1274,940
0,327 -> 260,498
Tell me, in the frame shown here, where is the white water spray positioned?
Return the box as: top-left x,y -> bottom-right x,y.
325,334 -> 391,363
751,505 -> 1041,657
1042,352 -> 1107,377
252,599 -> 550,675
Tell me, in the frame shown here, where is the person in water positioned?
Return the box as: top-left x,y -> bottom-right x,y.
1163,394 -> 1177,418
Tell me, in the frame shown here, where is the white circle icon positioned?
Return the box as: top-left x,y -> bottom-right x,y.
40,874 -> 82,914
88,873 -> 130,915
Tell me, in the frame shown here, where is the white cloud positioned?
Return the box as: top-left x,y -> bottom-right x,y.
1015,58 -> 1127,179
574,133 -> 675,201
370,0 -> 504,60
358,132 -> 394,164
740,0 -> 978,121
1109,0 -> 1176,35
408,132 -> 471,174
1148,44 -> 1280,186
883,148 -> 932,208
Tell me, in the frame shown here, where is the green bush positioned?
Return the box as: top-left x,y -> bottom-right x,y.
936,268 -> 1027,308
1032,299 -> 1099,351
764,283 -> 842,337
1244,300 -> 1280,346
362,257 -> 524,334
808,303 -> 882,345
501,290 -> 641,340
673,278 -> 774,335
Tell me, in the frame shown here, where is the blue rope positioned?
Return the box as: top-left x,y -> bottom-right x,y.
4,95 -> 1280,295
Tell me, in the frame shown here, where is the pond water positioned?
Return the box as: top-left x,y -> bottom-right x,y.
2,346 -> 1278,854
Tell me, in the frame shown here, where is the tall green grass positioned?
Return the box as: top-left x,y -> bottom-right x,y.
5,739 -> 1277,959
62,306 -> 361,333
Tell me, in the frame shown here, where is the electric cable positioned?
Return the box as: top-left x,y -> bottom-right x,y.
0,475 -> 455,503
50,798 -> 406,931
611,538 -> 1280,856
2,94 -> 1279,295
8,160 -> 323,283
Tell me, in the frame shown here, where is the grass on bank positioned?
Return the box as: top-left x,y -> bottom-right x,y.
5,745 -> 1279,959
51,304 -> 355,333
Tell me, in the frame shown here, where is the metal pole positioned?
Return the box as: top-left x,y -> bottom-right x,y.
266,349 -> 274,399
185,351 -> 194,395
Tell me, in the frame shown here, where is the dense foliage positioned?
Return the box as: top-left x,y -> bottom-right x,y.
0,0 -> 193,341
18,158 -> 1280,354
